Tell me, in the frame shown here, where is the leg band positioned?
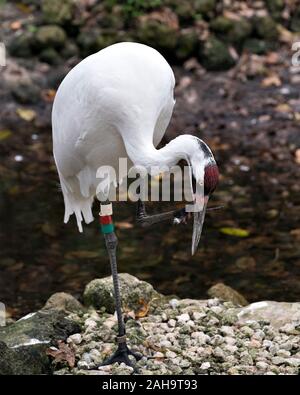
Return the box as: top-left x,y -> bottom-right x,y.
100,203 -> 113,216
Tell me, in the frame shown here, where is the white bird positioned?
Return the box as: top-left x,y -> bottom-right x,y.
52,42 -> 219,367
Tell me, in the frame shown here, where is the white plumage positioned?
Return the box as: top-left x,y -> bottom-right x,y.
52,42 -> 176,231
52,41 -> 218,250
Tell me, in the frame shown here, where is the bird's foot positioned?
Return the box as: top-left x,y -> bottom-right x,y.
173,208 -> 191,225
100,337 -> 143,370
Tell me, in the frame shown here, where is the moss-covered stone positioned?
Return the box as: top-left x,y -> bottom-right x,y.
211,17 -> 252,47
290,16 -> 300,33
243,38 -> 268,55
43,292 -> 84,314
77,31 -> 117,57
39,48 -> 61,65
255,16 -> 278,41
35,25 -> 67,49
194,0 -> 216,16
176,30 -> 199,61
0,310 -> 80,375
136,20 -> 177,55
199,37 -> 236,71
265,0 -> 284,21
9,33 -> 34,57
207,283 -> 248,306
83,273 -> 163,313
175,1 -> 196,24
210,16 -> 234,34
41,0 -> 75,25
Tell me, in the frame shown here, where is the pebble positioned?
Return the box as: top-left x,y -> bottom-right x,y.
200,362 -> 211,370
176,313 -> 190,323
220,326 -> 235,337
67,333 -> 82,345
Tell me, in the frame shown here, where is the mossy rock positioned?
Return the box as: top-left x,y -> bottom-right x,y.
9,33 -> 34,57
199,37 -> 236,71
39,48 -> 62,65
35,25 -> 67,49
176,30 -> 199,61
0,310 -> 80,375
255,16 -> 278,40
211,17 -> 252,47
290,16 -> 300,33
207,283 -> 248,306
210,16 -> 234,34
175,1 -> 196,24
77,31 -> 117,57
83,273 -> 163,313
243,38 -> 268,55
194,0 -> 216,17
61,41 -> 79,59
265,0 -> 284,21
41,0 -> 75,25
136,20 -> 177,55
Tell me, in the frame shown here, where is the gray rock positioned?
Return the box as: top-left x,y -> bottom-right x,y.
207,283 -> 248,306
236,302 -> 300,328
0,310 -> 80,375
83,273 -> 162,313
43,292 -> 84,314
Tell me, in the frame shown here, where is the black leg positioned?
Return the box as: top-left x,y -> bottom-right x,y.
100,231 -> 142,368
136,199 -> 189,227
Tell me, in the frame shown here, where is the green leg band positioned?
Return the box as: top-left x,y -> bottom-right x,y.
101,223 -> 115,234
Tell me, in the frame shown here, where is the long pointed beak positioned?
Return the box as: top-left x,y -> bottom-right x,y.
191,195 -> 209,255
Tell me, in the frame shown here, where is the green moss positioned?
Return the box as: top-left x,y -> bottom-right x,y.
243,38 -> 268,55
176,30 -> 199,61
199,37 -> 236,71
255,16 -> 278,40
194,0 -> 216,16
35,25 -> 67,49
42,0 -> 75,25
136,20 -> 177,54
211,17 -> 252,47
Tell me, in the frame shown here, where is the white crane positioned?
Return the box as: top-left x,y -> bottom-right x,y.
52,42 -> 219,367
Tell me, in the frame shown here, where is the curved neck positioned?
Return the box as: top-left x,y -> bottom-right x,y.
125,134 -> 200,174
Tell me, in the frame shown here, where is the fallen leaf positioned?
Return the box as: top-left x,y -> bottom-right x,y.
219,227 -> 250,237
135,299 -> 150,318
261,74 -> 282,88
10,21 -> 22,30
265,52 -> 280,65
115,221 -> 133,229
0,129 -> 12,141
139,8 -> 179,30
46,341 -> 75,368
16,108 -> 36,122
41,89 -> 56,102
275,103 -> 292,113
278,25 -> 294,44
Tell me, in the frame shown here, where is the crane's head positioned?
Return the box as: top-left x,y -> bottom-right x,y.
189,138 -> 219,255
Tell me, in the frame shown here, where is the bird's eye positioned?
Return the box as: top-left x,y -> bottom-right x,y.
204,164 -> 219,195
